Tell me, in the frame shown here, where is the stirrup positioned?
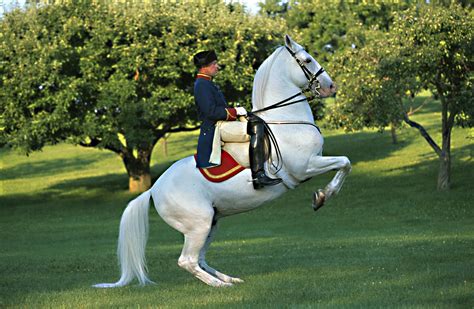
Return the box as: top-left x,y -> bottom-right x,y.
252,173 -> 282,190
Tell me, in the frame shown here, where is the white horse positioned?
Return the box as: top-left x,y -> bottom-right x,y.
94,35 -> 351,288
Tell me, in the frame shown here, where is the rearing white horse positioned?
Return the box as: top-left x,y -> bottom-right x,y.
94,35 -> 351,288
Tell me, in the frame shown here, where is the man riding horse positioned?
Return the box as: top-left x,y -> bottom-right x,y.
94,35 -> 351,289
193,50 -> 282,189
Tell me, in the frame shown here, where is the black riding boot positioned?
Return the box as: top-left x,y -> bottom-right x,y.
248,117 -> 282,189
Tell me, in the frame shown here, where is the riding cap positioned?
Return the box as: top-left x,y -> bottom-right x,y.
193,50 -> 218,68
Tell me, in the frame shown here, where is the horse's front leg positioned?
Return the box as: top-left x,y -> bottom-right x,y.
305,154 -> 351,210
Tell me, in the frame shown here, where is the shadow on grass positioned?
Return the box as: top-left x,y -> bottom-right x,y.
0,153 -> 109,180
321,130 -> 410,163
0,171 -> 127,207
380,143 -> 473,184
0,159 -> 177,211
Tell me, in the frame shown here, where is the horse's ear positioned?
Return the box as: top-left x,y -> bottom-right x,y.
285,34 -> 294,50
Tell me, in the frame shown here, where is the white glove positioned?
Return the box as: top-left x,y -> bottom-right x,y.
235,106 -> 247,116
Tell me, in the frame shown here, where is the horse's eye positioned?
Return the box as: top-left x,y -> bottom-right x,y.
305,58 -> 312,64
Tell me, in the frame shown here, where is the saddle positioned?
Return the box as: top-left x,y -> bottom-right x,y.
196,118 -> 273,183
195,119 -> 250,183
210,118 -> 271,168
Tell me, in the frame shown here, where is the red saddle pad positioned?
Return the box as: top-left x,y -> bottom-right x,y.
195,150 -> 246,183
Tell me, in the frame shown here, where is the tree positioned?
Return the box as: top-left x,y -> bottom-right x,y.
0,1 -> 287,192
328,3 -> 473,190
285,1 -> 411,61
258,0 -> 289,18
283,1 -> 413,129
327,28 -> 414,136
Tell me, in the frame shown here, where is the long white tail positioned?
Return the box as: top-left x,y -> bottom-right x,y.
93,190 -> 154,288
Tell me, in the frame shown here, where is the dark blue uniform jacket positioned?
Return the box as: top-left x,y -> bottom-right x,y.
194,75 -> 236,168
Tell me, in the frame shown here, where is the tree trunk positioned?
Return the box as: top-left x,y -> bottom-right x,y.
129,173 -> 151,193
437,98 -> 453,190
437,150 -> 450,190
121,147 -> 152,193
390,123 -> 398,144
404,87 -> 456,190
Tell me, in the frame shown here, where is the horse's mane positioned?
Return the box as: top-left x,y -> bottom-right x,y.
252,46 -> 284,111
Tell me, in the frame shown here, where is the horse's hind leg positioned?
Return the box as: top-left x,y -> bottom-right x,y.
176,209 -> 233,287
199,220 -> 244,284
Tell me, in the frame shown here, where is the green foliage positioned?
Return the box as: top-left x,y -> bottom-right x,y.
284,1 -> 472,131
258,0 -> 289,18
328,3 -> 473,131
328,30 -> 406,131
283,1 -> 414,124
286,1 -> 411,61
0,1 -> 287,154
326,3 -> 472,189
0,1 -> 287,189
391,3 -> 473,127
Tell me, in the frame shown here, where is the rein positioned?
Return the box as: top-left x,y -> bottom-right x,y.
265,120 -> 321,133
257,118 -> 322,177
250,92 -> 315,114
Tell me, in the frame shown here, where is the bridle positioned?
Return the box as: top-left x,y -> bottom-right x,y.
251,46 -> 326,115
285,46 -> 325,96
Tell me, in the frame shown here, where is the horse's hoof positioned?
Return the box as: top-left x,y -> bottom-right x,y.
312,189 -> 326,212
92,283 -> 120,288
217,282 -> 234,288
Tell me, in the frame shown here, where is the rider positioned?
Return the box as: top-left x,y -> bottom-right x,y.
193,50 -> 282,189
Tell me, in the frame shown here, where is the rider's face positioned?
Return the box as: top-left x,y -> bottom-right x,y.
202,60 -> 219,77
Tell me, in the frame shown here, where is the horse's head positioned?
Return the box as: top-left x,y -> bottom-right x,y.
284,35 -> 336,98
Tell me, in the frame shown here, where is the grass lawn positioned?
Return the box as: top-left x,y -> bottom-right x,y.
1,97 -> 473,308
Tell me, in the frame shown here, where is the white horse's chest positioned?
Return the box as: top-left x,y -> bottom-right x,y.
271,124 -> 324,185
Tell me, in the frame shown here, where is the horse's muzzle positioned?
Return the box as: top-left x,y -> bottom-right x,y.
319,84 -> 337,98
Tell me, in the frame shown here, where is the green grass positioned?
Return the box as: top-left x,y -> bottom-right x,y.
1,98 -> 473,308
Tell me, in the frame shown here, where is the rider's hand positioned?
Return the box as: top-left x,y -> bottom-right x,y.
235,107 -> 247,116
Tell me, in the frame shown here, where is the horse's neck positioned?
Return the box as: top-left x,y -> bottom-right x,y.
258,74 -> 314,122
